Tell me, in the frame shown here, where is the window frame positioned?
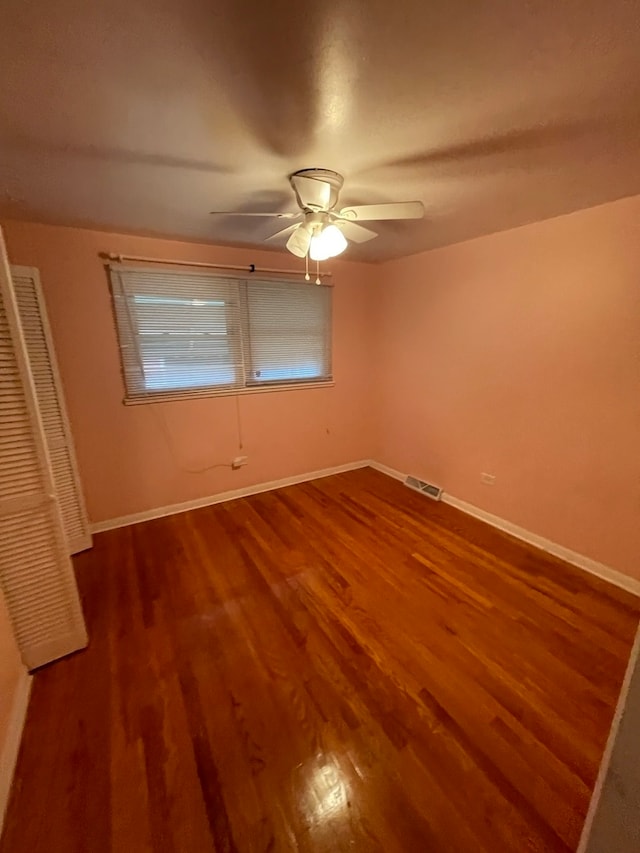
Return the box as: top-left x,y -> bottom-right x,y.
109,265 -> 334,405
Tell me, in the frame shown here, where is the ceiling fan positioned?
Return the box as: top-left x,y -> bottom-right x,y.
210,168 -> 424,261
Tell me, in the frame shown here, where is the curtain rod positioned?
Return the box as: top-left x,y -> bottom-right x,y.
102,252 -> 332,278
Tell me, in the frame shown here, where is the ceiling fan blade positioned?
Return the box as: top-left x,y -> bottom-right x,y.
209,210 -> 300,218
286,226 -> 312,258
290,175 -> 332,210
337,201 -> 424,221
264,223 -> 299,243
335,221 -> 378,243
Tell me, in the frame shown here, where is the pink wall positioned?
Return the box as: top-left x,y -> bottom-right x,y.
2,221 -> 375,524
373,195 -> 640,579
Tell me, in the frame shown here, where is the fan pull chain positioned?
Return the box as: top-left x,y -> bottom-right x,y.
316,258 -> 321,285
305,251 -> 310,281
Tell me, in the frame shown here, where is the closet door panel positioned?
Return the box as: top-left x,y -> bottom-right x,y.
11,266 -> 91,554
0,502 -> 87,668
0,231 -> 87,669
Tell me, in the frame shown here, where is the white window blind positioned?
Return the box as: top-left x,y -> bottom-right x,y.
11,266 -> 91,555
244,279 -> 332,386
109,266 -> 332,403
0,229 -> 88,670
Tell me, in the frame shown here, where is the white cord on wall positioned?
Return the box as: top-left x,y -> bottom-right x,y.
149,403 -> 244,475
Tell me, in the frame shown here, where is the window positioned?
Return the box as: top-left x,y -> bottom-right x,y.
109,266 -> 332,402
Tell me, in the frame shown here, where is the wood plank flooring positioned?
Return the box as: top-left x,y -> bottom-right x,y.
2,467 -> 638,852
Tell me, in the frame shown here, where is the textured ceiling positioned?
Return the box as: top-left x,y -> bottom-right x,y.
2,0 -> 640,261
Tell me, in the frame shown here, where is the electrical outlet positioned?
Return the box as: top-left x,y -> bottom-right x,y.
480,472 -> 496,486
232,456 -> 248,470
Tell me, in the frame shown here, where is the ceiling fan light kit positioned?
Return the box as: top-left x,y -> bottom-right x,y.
309,224 -> 348,260
285,224 -> 312,258
210,168 -> 425,276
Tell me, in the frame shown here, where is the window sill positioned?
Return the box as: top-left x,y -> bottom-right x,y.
122,379 -> 335,405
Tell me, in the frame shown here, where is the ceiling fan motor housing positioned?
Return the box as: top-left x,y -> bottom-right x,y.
289,168 -> 344,211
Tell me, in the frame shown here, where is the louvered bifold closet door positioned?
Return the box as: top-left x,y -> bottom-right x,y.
11,266 -> 91,554
0,230 -> 87,669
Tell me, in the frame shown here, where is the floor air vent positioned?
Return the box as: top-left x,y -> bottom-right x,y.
404,475 -> 443,501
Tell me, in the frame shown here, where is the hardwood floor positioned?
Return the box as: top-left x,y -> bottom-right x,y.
2,467 -> 638,852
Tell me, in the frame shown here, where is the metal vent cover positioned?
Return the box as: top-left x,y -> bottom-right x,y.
404,475 -> 443,501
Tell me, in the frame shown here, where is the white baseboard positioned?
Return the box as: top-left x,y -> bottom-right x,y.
368,460 -> 406,482
0,669 -> 32,834
368,460 -> 640,597
90,460 -> 371,534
